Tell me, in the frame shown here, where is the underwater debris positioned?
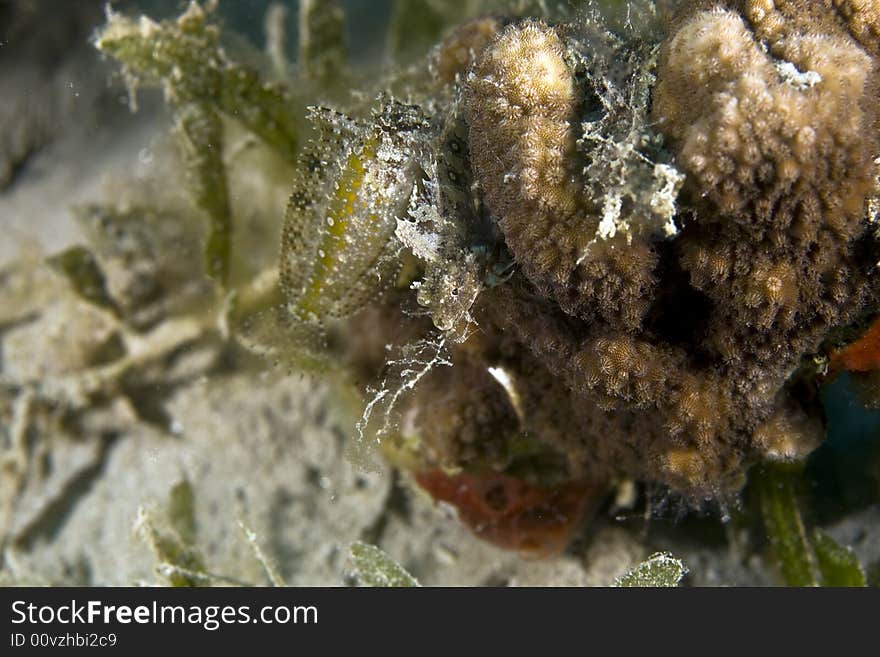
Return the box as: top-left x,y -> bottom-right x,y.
298,0 -> 347,86
348,541 -> 420,587
47,246 -> 121,318
94,1 -> 298,162
95,0 -> 298,284
612,552 -> 688,587
754,464 -> 869,586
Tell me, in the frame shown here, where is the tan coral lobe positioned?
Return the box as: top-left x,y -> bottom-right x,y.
463,21 -> 664,328
464,21 -> 581,235
463,22 -> 586,297
654,2 -> 877,234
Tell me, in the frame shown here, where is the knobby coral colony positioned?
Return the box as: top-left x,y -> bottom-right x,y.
281,0 -> 880,556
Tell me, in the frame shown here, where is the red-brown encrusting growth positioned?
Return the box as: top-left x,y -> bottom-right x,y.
830,316 -> 880,372
414,470 -> 602,557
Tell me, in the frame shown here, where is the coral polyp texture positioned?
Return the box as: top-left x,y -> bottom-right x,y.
269,0 -> 880,552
